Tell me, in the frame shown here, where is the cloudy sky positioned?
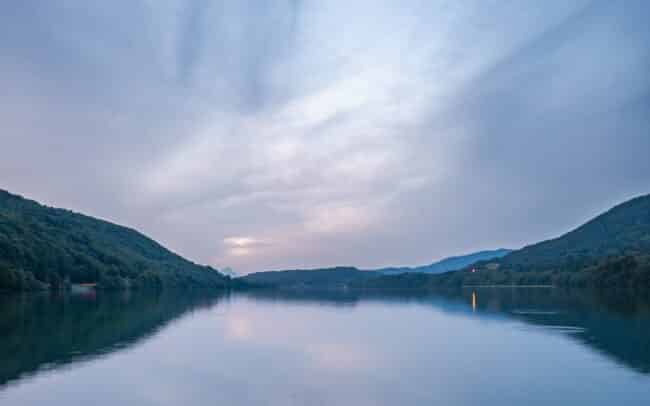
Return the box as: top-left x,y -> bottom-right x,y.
1,0 -> 648,274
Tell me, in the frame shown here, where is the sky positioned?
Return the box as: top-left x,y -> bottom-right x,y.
1,0 -> 649,274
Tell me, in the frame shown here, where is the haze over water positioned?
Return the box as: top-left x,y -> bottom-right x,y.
1,288 -> 649,405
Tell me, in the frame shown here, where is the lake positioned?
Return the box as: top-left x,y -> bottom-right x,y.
1,287 -> 649,405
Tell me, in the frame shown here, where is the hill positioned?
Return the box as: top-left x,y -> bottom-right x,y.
376,249 -> 511,275
499,194 -> 650,272
354,194 -> 650,290
241,267 -> 380,289
240,250 -> 512,289
0,189 -> 231,291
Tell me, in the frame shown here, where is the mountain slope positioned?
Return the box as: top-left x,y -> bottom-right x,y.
377,249 -> 512,275
499,194 -> 650,272
354,194 -> 650,290
0,189 -> 230,291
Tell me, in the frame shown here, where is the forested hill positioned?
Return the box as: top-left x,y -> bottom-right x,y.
241,267 -> 381,288
0,189 -> 230,291
354,194 -> 650,290
499,194 -> 650,272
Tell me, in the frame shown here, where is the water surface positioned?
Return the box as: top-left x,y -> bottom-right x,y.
1,288 -> 649,405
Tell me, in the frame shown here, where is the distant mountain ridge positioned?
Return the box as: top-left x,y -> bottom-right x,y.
241,267 -> 380,288
375,249 -> 512,275
0,189 -> 231,291
240,250 -> 512,288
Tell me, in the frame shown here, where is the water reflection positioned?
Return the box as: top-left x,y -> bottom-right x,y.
242,287 -> 650,374
0,287 -> 649,405
0,290 -> 225,389
471,290 -> 477,312
463,287 -> 650,374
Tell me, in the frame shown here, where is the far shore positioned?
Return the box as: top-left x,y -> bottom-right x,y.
462,285 -> 554,288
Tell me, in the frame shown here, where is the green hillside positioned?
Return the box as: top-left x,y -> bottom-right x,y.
0,190 -> 231,291
500,194 -> 650,272
354,194 -> 650,290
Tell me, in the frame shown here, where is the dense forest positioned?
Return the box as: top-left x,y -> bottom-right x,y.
0,190 -> 231,292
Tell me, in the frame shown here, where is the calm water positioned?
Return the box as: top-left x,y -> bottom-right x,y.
1,288 -> 649,405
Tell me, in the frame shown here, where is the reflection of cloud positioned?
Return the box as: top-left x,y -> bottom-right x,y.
225,316 -> 253,341
219,302 -> 381,376
306,343 -> 373,371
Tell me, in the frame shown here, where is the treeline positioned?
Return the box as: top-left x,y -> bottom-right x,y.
240,267 -> 380,288
351,255 -> 650,291
0,268 -> 47,291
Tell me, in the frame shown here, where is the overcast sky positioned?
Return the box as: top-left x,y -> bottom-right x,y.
1,0 -> 648,274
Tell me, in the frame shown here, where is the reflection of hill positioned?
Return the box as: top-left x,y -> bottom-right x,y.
434,288 -> 650,374
0,291 -> 225,388
241,288 -> 436,307
487,288 -> 650,374
2,286 -> 648,395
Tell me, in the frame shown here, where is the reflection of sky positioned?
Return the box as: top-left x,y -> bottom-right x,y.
3,294 -> 650,405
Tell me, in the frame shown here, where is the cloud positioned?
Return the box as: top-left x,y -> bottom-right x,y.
1,0 -> 648,273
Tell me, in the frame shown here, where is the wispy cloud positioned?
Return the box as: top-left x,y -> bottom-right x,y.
0,0 -> 648,273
